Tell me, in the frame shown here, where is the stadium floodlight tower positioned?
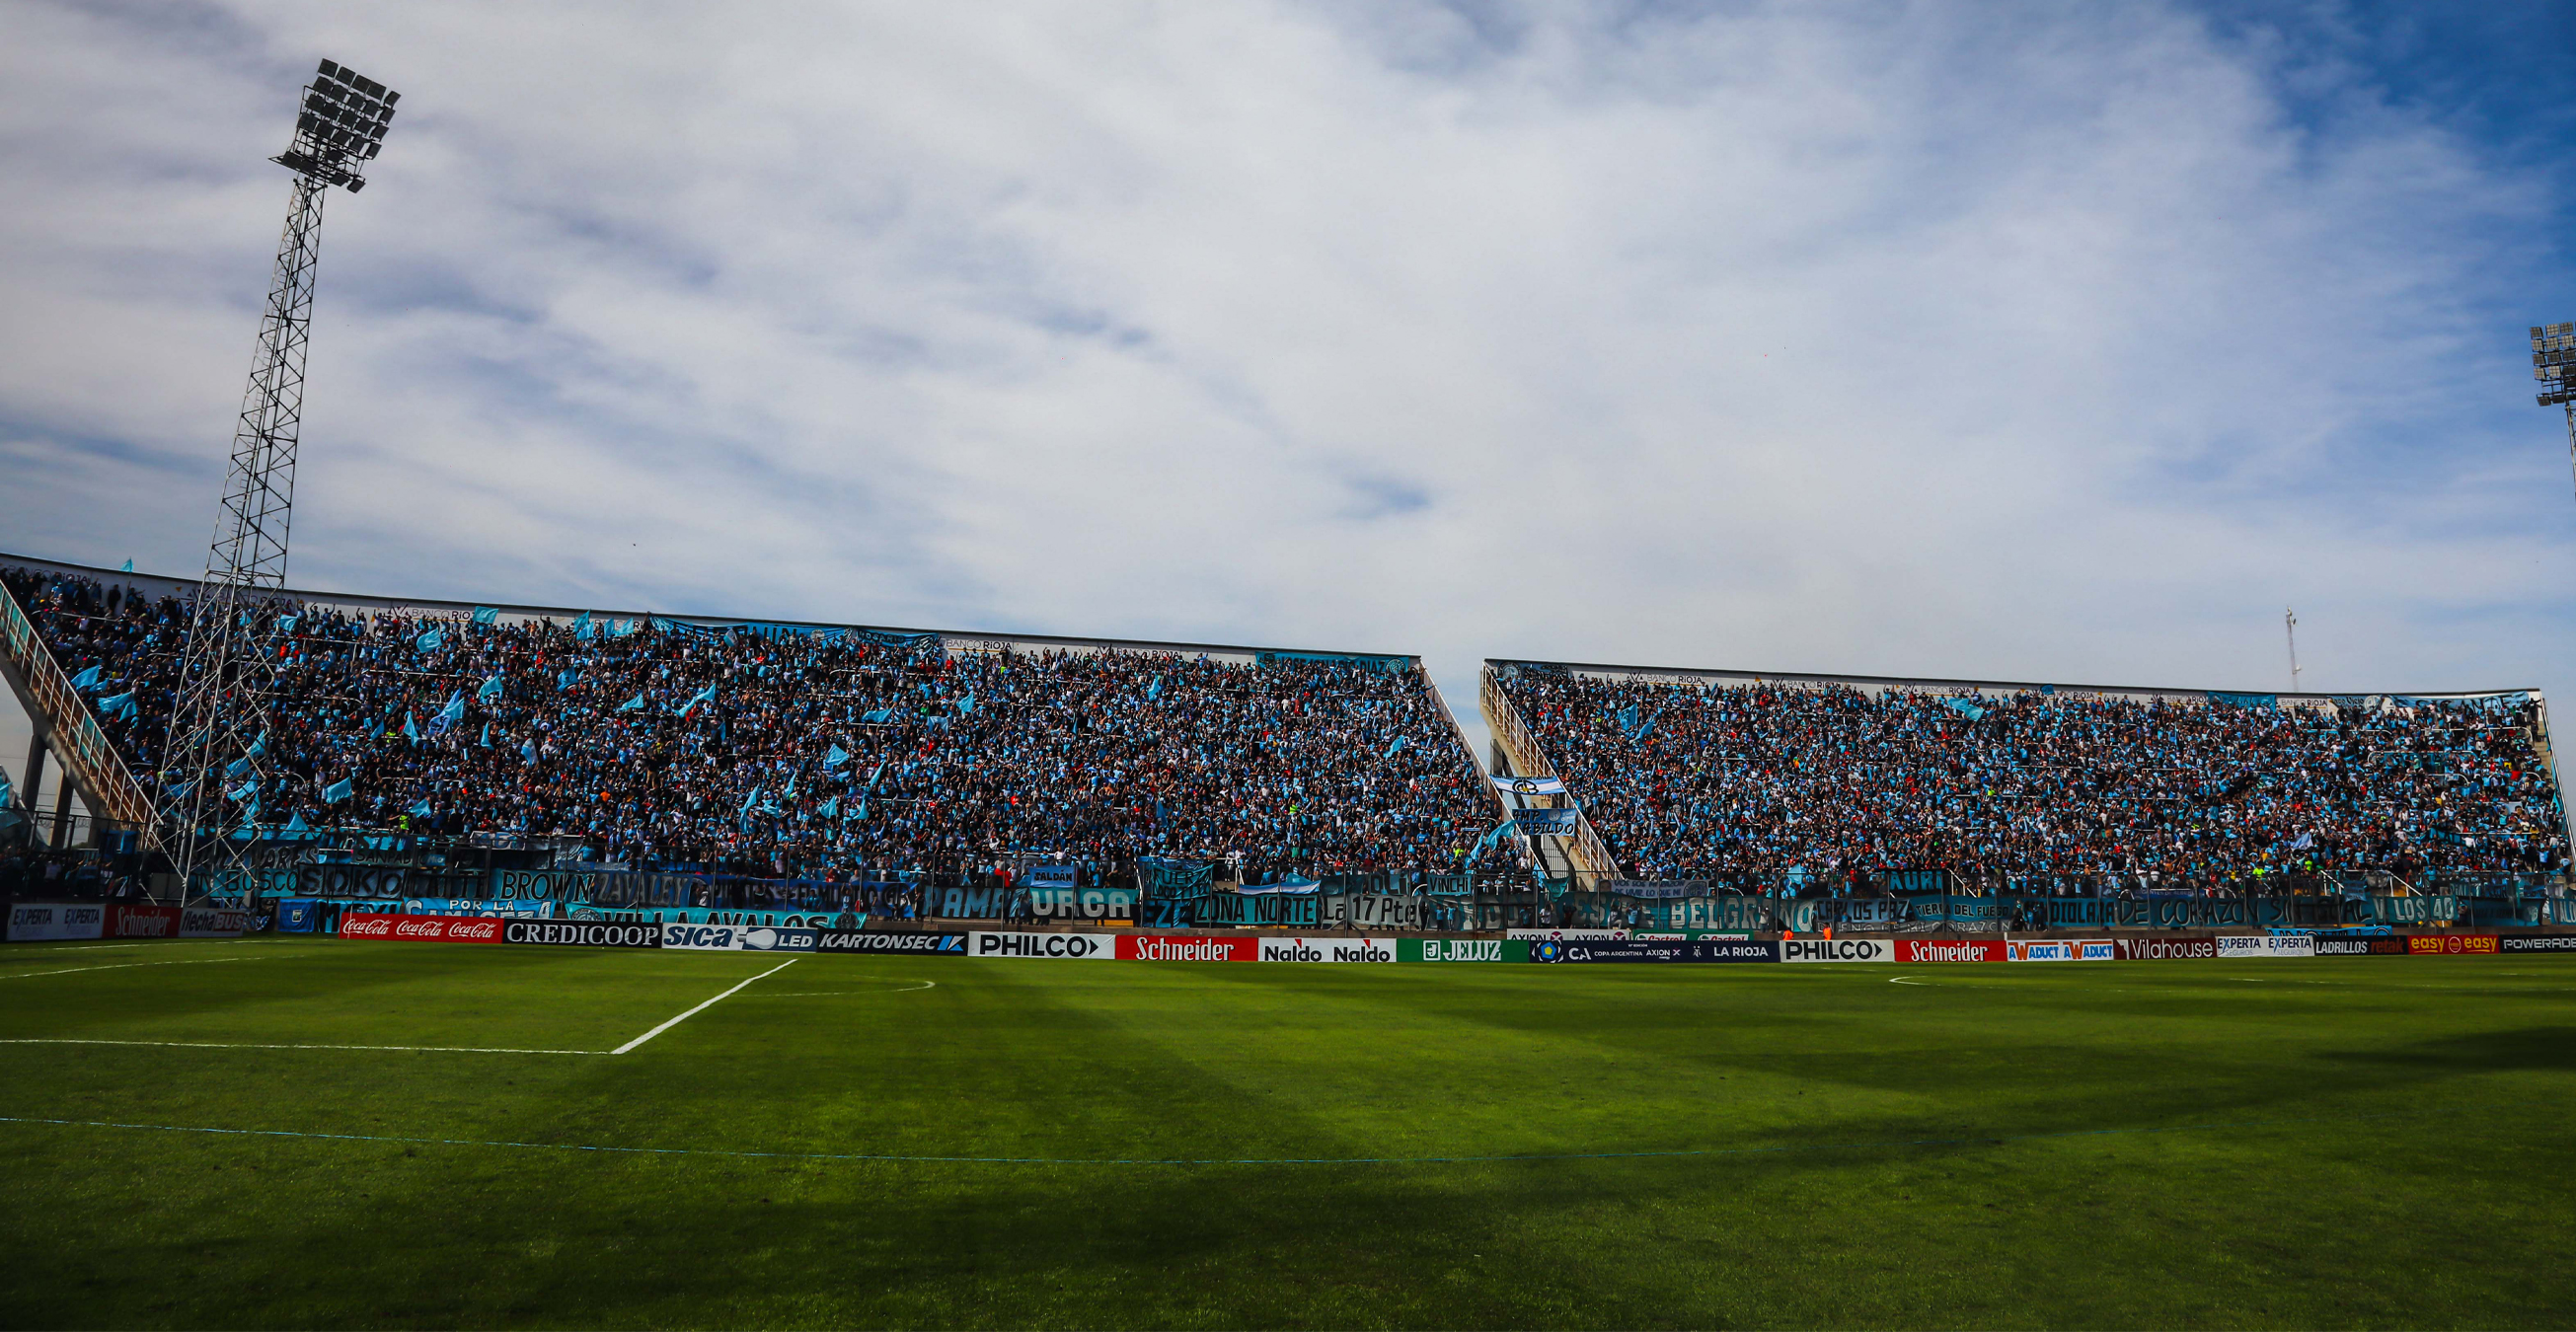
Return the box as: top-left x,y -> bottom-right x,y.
2536,323 -> 2576,500
158,59 -> 399,902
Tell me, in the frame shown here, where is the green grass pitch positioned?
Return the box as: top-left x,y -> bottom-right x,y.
1,936 -> 2570,1329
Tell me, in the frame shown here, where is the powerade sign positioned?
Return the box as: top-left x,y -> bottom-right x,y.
969,931 -> 1114,959
503,921 -> 661,948
658,923 -> 819,952
2500,935 -> 2576,954
1780,938 -> 1897,963
816,931 -> 966,954
1530,938 -> 1778,963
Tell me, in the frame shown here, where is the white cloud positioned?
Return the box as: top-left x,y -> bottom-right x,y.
2,1 -> 2570,764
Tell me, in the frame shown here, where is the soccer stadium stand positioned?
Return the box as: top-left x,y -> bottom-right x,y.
0,555 -> 1506,892
1484,659 -> 2572,898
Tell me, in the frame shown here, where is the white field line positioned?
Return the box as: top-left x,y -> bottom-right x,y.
611,957 -> 801,1054
0,1038 -> 598,1055
748,977 -> 936,996
0,941 -> 247,955
0,957 -> 269,981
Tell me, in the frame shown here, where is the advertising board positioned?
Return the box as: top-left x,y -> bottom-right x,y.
2217,934 -> 2314,958
1529,938 -> 1778,963
2313,935 -> 2409,957
180,907 -> 250,937
2005,938 -> 2117,962
969,931 -> 1115,960
1506,929 -> 1626,940
657,922 -> 818,951
2114,935 -> 2216,960
502,921 -> 662,948
1780,938 -> 1898,963
1116,933 -> 1257,962
1259,936 -> 1399,963
6,903 -> 105,942
1400,937 -> 1530,963
815,931 -> 966,954
339,914 -> 502,943
1894,938 -> 2002,963
2499,935 -> 2576,954
2409,933 -> 2499,956
103,905 -> 182,938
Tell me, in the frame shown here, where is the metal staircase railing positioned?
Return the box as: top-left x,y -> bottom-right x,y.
0,577 -> 159,841
1479,663 -> 1620,885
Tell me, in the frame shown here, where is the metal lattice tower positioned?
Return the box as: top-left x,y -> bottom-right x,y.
157,59 -> 399,901
2536,322 -> 2576,501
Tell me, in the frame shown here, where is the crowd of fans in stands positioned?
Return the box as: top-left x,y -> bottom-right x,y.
4,566 -> 1505,882
1497,666 -> 2571,890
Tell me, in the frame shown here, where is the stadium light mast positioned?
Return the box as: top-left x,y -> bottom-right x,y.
158,59 -> 399,902
2285,608 -> 2302,695
2535,322 -> 2576,501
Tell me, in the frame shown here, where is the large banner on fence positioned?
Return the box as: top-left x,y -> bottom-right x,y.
1029,886 -> 1136,922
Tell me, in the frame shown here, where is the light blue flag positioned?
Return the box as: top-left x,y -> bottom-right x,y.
225,780 -> 257,803
416,627 -> 445,653
276,615 -> 298,632
785,772 -> 797,798
958,693 -> 976,714
574,611 -> 595,641
609,618 -> 639,637
1147,676 -> 1161,701
617,694 -> 645,712
118,558 -> 133,572
68,665 -> 101,691
246,731 -> 265,759
96,692 -> 135,718
823,743 -> 849,768
403,713 -> 420,743
677,683 -> 717,718
817,796 -> 839,818
862,708 -> 894,723
282,811 -> 310,835
740,787 -> 761,816
409,799 -> 433,817
471,606 -> 498,626
479,722 -> 492,748
430,694 -> 466,733
558,669 -> 580,692
851,798 -> 868,822
520,739 -> 537,763
226,755 -> 253,779
477,674 -> 502,702
1386,735 -> 1408,759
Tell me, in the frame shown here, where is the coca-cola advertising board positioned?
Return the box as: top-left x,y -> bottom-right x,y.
338,914 -> 503,943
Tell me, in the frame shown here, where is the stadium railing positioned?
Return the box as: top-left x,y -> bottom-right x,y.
0,574 -> 157,847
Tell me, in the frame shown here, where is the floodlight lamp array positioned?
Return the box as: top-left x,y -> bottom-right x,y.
272,57 -> 400,190
2536,323 -> 2576,407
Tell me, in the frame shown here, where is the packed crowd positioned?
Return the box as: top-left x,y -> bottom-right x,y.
1496,666 -> 2571,889
5,566 -> 1504,881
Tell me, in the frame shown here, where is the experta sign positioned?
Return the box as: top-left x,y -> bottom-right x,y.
6,903 -> 104,942
969,931 -> 1114,960
503,921 -> 661,948
1117,934 -> 1256,962
2217,934 -> 2314,958
339,914 -> 502,943
1780,938 -> 1897,963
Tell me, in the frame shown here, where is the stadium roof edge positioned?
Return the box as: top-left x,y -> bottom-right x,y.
1482,658 -> 2541,704
0,550 -> 1422,666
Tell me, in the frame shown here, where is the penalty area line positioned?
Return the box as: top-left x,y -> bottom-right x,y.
0,1039 -> 599,1055
0,1110 -> 2414,1169
611,956 -> 801,1054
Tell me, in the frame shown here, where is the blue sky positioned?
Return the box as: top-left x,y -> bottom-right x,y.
3,1 -> 2573,755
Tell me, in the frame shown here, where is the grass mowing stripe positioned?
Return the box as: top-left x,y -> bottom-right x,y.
610,955 -> 800,1053
0,1110 -> 2411,1168
0,957 -> 270,980
0,1039 -> 600,1055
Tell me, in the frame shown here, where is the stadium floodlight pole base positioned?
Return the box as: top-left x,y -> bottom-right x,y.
156,174 -> 327,906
